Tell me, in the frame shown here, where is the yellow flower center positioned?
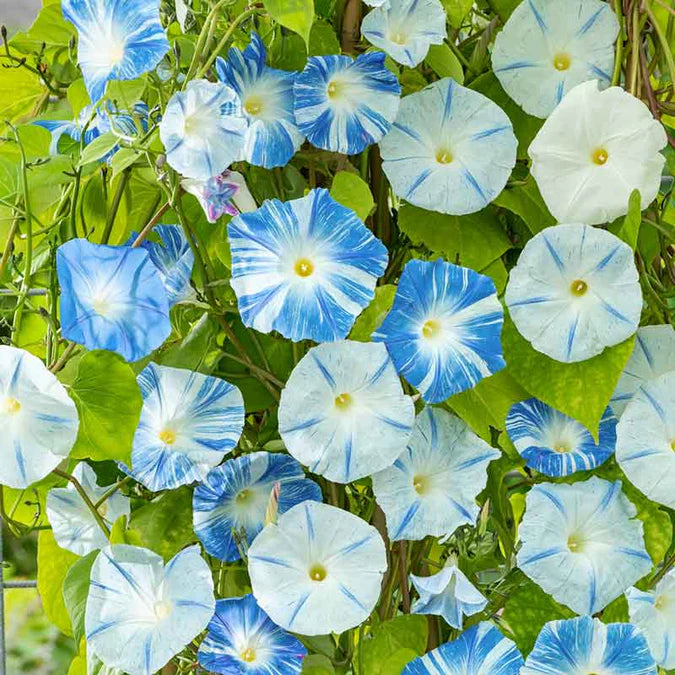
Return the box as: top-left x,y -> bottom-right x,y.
153,600 -> 172,620
655,594 -> 669,610
422,319 -> 441,339
435,149 -> 453,164
567,533 -> 585,553
413,475 -> 430,495
309,564 -> 327,581
236,489 -> 252,504
294,258 -> 314,277
241,647 -> 257,663
391,32 -> 407,45
327,80 -> 345,99
553,441 -> 570,454
159,429 -> 177,445
244,96 -> 264,116
553,52 -> 571,71
570,279 -> 588,297
591,147 -> 609,165
92,297 -> 110,316
670,439 -> 675,452
334,393 -> 353,410
4,397 -> 21,415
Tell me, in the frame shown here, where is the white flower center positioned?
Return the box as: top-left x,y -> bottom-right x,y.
153,600 -> 172,620
390,31 -> 407,45
102,37 -> 126,68
3,397 -> 21,415
655,594 -> 669,610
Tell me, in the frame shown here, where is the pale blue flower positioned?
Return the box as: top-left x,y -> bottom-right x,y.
85,544 -> 215,675
379,78 -> 517,215
372,259 -> 505,403
278,341 -> 414,483
294,52 -> 400,154
228,189 -> 388,343
193,452 -> 322,562
522,615 -> 657,674
198,594 -> 307,675
248,501 -> 387,635
182,170 -> 257,223
505,223 -> 642,363
0,346 -> 79,489
371,407 -> 499,541
62,0 -> 170,103
517,477 -> 651,615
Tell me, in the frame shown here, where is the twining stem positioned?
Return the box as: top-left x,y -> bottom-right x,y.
49,342 -> 77,373
52,468 -> 110,537
94,477 -> 132,509
131,201 -> 172,248
398,541 -> 411,613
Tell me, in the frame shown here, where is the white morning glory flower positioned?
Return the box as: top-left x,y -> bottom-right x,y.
46,463 -> 129,556
529,80 -> 667,224
61,0 -> 170,103
159,79 -> 247,180
371,407 -> 500,541
517,477 -> 652,615
372,258 -> 505,403
182,170 -> 257,223
361,0 -> 447,68
85,544 -> 215,675
198,594 -> 307,675
228,189 -> 388,343
216,32 -> 304,168
505,398 -> 616,477
610,325 -> 675,417
124,363 -> 245,492
248,501 -> 387,636
522,615 -> 657,675
193,451 -> 322,562
505,223 -> 641,363
0,346 -> 79,489
379,78 -> 517,215
278,341 -> 414,483
616,371 -> 675,510
492,0 -> 619,119
294,52 -> 400,155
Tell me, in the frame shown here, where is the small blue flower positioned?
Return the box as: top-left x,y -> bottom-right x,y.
56,239 -> 171,362
373,259 -> 505,403
294,52 -> 400,154
62,0 -> 170,103
182,170 -> 257,223
228,189 -> 388,343
193,452 -> 322,562
216,32 -> 304,168
198,594 -> 307,675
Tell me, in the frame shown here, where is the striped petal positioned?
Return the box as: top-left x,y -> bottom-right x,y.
182,170 -> 256,223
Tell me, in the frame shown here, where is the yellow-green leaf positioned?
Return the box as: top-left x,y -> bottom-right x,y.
330,171 -> 375,221
263,0 -> 314,46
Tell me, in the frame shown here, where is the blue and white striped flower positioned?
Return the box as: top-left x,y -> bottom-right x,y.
278,341 -> 414,483
56,239 -> 171,363
522,616 -> 657,675
0,346 -> 79,489
198,594 -> 307,675
616,371 -> 675,510
248,501 -> 387,635
373,259 -> 505,403
492,0 -> 619,119
62,0 -> 169,103
361,0 -> 447,68
402,622 -> 524,675
228,189 -> 388,343
505,223 -> 641,363
124,363 -> 245,492
505,398 -> 616,477
159,79 -> 247,180
294,52 -> 400,154
85,544 -> 215,675
371,407 -> 499,541
379,78 -> 517,215
182,170 -> 257,223
517,477 -> 651,615
47,463 -> 129,556
193,452 -> 322,562
216,32 -> 304,168
611,325 -> 675,417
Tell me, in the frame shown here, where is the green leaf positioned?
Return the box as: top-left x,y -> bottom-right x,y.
617,189 -> 642,250
9,3 -> 75,51
493,177 -> 555,235
600,594 -> 630,624
105,78 -> 147,112
110,148 -> 139,177
349,285 -> 397,341
330,171 -> 375,221
442,0 -> 474,28
486,0 -> 521,20
309,21 -> 340,56
63,551 -> 98,644
263,0 -> 314,46
109,515 -> 144,546
77,132 -> 119,167
0,61 -> 44,124
425,44 -> 464,84
156,313 -> 220,373
301,655 -> 335,674
67,79 -> 91,118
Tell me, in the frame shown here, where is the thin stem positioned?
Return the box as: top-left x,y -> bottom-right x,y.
644,0 -> 675,90
49,342 -> 77,373
94,477 -> 132,509
220,351 -> 285,388
398,541 -> 411,613
131,201 -> 172,248
0,209 -> 21,280
101,169 -> 131,244
612,0 -> 625,85
651,550 -> 675,586
52,469 -> 110,537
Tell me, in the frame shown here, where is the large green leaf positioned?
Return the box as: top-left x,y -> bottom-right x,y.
330,171 -> 375,221
493,177 -> 555,235
426,44 -> 464,83
617,189 -> 642,250
0,63 -> 44,124
263,0 -> 314,46
63,551 -> 98,644
349,285 -> 397,342
442,0 -> 474,27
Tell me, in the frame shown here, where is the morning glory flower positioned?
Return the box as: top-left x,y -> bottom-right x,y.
505,398 -> 616,477
0,346 -> 79,489
193,451 -> 322,562
294,52 -> 400,154
616,371 -> 675,509
198,594 -> 307,675
517,477 -> 651,615
361,0 -> 446,68
159,79 -> 247,180
56,239 -> 171,363
522,615 -> 657,675
505,223 -> 641,363
62,0 -> 170,103
124,363 -> 245,492
182,170 -> 257,223
529,80 -> 667,224
85,544 -> 215,675
248,501 -> 387,635
379,78 -> 517,215
228,189 -> 388,343
371,407 -> 500,541
46,463 -> 129,556
492,0 -> 619,118
402,622 -> 524,675
216,32 -> 304,168
372,259 -> 505,403
278,341 -> 414,483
